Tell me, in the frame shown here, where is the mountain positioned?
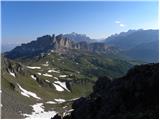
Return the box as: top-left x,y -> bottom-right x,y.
122,40 -> 159,62
2,47 -> 134,118
105,29 -> 158,50
58,63 -> 159,119
63,32 -> 95,43
3,30 -> 157,118
5,34 -> 118,59
105,29 -> 159,62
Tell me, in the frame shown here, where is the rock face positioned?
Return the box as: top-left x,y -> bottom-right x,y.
5,34 -> 117,59
63,32 -> 94,43
5,35 -> 56,59
62,63 -> 159,119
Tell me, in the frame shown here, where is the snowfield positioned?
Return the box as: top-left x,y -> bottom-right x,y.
23,103 -> 57,118
17,84 -> 41,100
27,66 -> 41,69
43,73 -> 53,77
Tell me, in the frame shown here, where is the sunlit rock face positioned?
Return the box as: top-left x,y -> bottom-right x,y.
5,34 -> 117,59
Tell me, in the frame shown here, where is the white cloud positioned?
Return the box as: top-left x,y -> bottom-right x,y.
120,24 -> 125,27
115,21 -> 121,24
115,20 -> 126,27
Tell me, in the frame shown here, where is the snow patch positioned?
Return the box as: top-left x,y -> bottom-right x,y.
27,66 -> 41,69
17,84 -> 41,100
54,99 -> 66,103
31,75 -> 37,80
53,77 -> 59,80
23,103 -> 57,118
53,83 -> 64,92
8,69 -> 15,77
45,80 -> 50,83
37,72 -> 42,75
46,101 -> 56,104
42,61 -> 49,67
48,69 -> 60,73
63,109 -> 74,117
59,75 -> 67,78
54,81 -> 70,92
43,73 -> 53,77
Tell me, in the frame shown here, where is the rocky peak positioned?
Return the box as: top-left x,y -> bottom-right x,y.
5,33 -> 118,59
54,34 -> 75,49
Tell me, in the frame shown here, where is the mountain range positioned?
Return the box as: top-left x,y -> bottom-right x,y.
105,29 -> 159,62
1,29 -> 159,118
5,29 -> 158,62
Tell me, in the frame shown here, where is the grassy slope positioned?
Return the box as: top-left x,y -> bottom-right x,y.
1,50 -> 138,118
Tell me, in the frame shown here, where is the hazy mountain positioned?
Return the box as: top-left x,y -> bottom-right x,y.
105,29 -> 158,49
105,29 -> 159,62
63,32 -> 95,43
122,41 -> 159,62
5,34 -> 118,59
1,43 -> 20,53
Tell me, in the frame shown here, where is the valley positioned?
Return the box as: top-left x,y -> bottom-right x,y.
1,29 -> 158,118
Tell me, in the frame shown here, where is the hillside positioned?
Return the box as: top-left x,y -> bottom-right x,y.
1,48 -> 134,118
58,63 -> 159,119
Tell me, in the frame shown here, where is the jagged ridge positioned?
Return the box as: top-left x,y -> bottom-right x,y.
5,34 -> 118,59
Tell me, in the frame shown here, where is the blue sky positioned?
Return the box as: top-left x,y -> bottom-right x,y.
2,1 -> 158,45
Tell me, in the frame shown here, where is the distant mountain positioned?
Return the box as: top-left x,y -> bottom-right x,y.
5,29 -> 158,62
5,34 -> 118,59
105,29 -> 159,62
1,43 -> 19,53
59,63 -> 159,119
105,29 -> 158,49
63,32 -> 95,43
122,41 -> 159,62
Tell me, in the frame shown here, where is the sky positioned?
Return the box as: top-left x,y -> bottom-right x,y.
1,1 -> 158,46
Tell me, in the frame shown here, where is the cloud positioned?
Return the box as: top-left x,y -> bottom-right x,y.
115,20 -> 125,27
120,24 -> 125,27
115,21 -> 120,24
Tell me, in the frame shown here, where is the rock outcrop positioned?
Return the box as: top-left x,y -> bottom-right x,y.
58,63 -> 159,119
5,34 -> 118,59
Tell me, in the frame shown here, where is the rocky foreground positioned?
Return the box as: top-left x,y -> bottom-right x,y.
53,63 -> 159,119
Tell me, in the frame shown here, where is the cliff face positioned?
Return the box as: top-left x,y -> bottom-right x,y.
5,35 -> 56,59
61,63 -> 159,119
5,34 -> 118,59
